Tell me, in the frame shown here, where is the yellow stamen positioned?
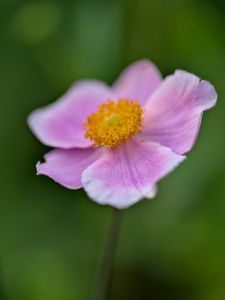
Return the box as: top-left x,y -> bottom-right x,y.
84,98 -> 144,148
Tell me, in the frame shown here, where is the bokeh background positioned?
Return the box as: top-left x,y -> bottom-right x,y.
1,0 -> 225,299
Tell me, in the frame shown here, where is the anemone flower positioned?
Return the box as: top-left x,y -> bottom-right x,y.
28,60 -> 217,209
28,59 -> 217,299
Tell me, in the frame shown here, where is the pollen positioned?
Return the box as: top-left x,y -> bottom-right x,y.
84,98 -> 144,148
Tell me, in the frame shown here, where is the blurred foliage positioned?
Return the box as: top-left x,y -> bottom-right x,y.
1,0 -> 225,299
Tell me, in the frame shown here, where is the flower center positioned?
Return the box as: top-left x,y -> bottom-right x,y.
84,98 -> 144,148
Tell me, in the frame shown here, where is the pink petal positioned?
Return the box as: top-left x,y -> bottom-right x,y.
113,59 -> 162,106
28,81 -> 115,149
142,70 -> 217,155
82,139 -> 185,209
37,147 -> 104,189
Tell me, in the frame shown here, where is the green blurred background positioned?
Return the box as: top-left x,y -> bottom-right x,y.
1,0 -> 225,299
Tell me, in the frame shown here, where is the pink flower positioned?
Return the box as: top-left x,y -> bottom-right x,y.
28,60 -> 217,208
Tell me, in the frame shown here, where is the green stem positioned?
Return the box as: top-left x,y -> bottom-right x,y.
91,208 -> 123,300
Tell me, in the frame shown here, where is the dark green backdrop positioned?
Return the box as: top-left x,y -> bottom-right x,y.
1,0 -> 225,299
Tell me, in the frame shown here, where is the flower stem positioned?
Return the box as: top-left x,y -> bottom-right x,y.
91,208 -> 123,300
